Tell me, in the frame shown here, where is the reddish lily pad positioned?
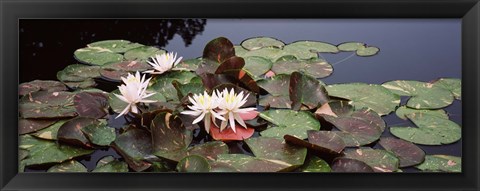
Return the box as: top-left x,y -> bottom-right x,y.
289,72 -> 330,110
19,80 -> 67,96
215,154 -> 293,172
99,69 -> 128,82
379,137 -> 425,167
210,124 -> 255,141
257,74 -> 291,108
18,119 -> 57,135
176,155 -> 211,172
214,56 -> 260,93
284,134 -> 344,163
57,117 -> 100,148
57,64 -> 102,82
203,37 -> 235,64
19,91 -> 77,119
344,148 -> 400,172
74,92 -> 109,119
151,112 -> 192,153
331,157 -> 374,172
112,128 -> 152,172
308,130 -> 346,153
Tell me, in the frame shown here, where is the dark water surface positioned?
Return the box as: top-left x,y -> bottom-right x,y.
20,19 -> 461,172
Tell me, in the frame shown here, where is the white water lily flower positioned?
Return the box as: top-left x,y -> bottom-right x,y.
144,52 -> 183,74
114,71 -> 156,118
217,88 -> 256,133
181,91 -> 225,133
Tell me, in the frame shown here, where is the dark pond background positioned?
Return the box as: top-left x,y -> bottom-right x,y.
20,19 -> 462,172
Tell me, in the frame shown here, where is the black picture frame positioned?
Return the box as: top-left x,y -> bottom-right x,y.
1,0 -> 479,190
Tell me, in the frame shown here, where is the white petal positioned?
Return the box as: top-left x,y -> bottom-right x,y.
192,112 -> 206,124
228,112 -> 236,133
233,113 -> 247,128
204,113 -> 211,134
181,110 -> 202,116
116,104 -> 131,119
131,105 -> 138,114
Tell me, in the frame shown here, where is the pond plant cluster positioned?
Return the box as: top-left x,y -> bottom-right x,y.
18,37 -> 462,173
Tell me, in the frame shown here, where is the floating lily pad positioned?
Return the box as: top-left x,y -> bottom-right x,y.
210,124 -> 255,141
259,95 -> 291,109
382,80 -> 454,109
57,64 -> 102,82
112,128 -> 152,172
102,60 -> 152,72
32,120 -> 68,140
176,155 -> 211,172
433,78 -> 461,100
259,109 -> 321,139
88,40 -> 143,53
379,137 -> 425,167
344,148 -> 399,172
151,112 -> 192,154
390,114 -> 461,145
81,122 -> 116,146
241,37 -> 285,50
47,160 -> 88,172
289,72 -> 329,110
356,46 -> 380,57
19,91 -> 77,119
74,46 -> 124,66
57,117 -> 100,148
331,157 -> 374,172
19,135 -> 94,166
308,131 -> 346,153
241,47 -> 289,62
74,92 -> 109,119
154,140 -> 228,163
178,58 -> 202,72
234,45 -> 248,57
284,134 -> 343,163
124,46 -> 166,61
19,119 -> 57,135
298,156 -> 331,172
243,56 -> 273,78
19,80 -> 67,96
283,41 -> 339,60
92,156 -> 129,172
215,154 -> 293,172
415,155 -> 461,172
326,83 -> 400,115
245,137 -> 307,170
395,106 -> 448,120
337,42 -> 366,51
214,56 -> 260,93
172,81 -> 205,100
150,71 -> 198,101
203,37 -> 235,64
63,78 -> 97,89
257,74 -> 291,108
271,58 -> 333,79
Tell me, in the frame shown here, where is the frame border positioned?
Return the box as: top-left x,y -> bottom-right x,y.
1,0 -> 479,190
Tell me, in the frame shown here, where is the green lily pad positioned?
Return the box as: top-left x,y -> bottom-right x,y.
32,120 -> 68,140
215,154 -> 293,172
19,91 -> 77,119
331,157 -> 374,172
19,80 -> 67,96
390,114 -> 461,145
326,83 -> 400,115
74,46 -> 124,66
74,92 -> 109,119
47,160 -> 88,172
241,47 -> 289,62
203,37 -> 235,64
283,41 -> 339,59
151,112 -> 192,154
18,119 -> 57,135
243,56 -> 273,78
379,137 -> 425,167
337,42 -> 366,51
433,78 -> 461,100
241,37 -> 285,50
81,122 -> 116,146
234,45 -> 248,57
257,74 -> 291,108
259,95 -> 291,109
150,71 -> 198,101
172,81 -> 205,100
259,109 -> 321,139
395,106 -> 448,120
298,156 -> 331,172
289,72 -> 329,110
57,64 -> 102,82
112,128 -> 152,172
19,135 -> 94,166
344,148 -> 400,172
245,137 -> 307,170
154,141 -> 229,163
102,60 -> 152,72
63,78 -> 97,89
214,56 -> 261,93
99,69 -> 128,82
92,156 -> 129,172
356,46 -> 380,56
271,58 -> 333,79
415,155 -> 461,172
382,80 -> 454,109
124,46 -> 166,61
88,40 -> 144,53
177,58 -> 202,71
176,155 -> 211,172
57,117 -> 101,148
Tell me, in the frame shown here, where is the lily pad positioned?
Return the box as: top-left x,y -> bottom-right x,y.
63,78 -> 97,89
283,41 -> 339,59
19,80 -> 67,96
215,154 -> 293,172
245,137 -> 307,170
176,155 -> 211,172
390,114 -> 461,145
124,46 -> 166,61
337,42 -> 366,51
74,92 -> 109,119
81,122 -> 116,146
243,56 -> 273,78
356,46 -> 380,57
395,106 -> 448,120
210,124 -> 255,141
19,91 -> 77,119
214,56 -> 260,93
151,112 -> 192,154
154,140 -> 229,163
177,58 -> 202,71
298,156 -> 331,172
47,160 -> 87,172
92,156 -> 129,172
415,155 -> 461,172
203,37 -> 235,64
257,74 -> 291,108
112,128 -> 152,172
344,148 -> 400,172
74,46 -> 124,66
102,60 -> 152,72
331,157 -> 374,172
259,109 -> 321,139
172,81 -> 205,100
19,119 -> 57,135
241,47 -> 289,62
150,71 -> 198,101
241,37 -> 285,50
32,120 -> 68,140
433,78 -> 461,100
19,135 -> 94,166
57,64 -> 102,82
271,58 -> 333,79
57,117 -> 100,148
382,80 -> 454,109
326,83 -> 400,115
307,131 -> 346,153
379,137 -> 425,167
289,72 -> 329,110
284,134 -> 343,163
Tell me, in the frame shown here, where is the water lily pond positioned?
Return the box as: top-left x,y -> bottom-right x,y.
19,19 -> 461,173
